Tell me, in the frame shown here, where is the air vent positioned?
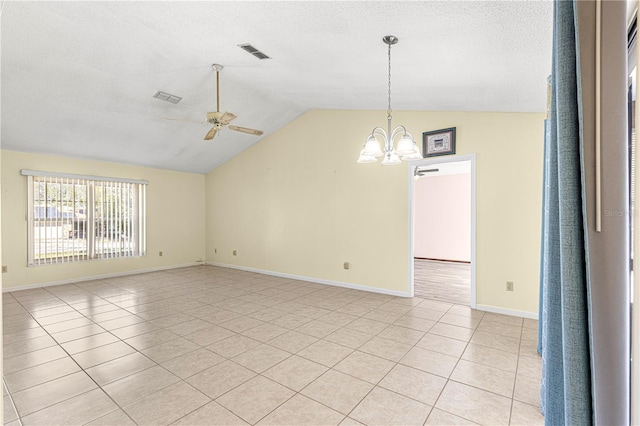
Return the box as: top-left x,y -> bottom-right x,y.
238,43 -> 271,60
153,91 -> 182,104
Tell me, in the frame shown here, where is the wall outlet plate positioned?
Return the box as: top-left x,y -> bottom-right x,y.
506,281 -> 514,291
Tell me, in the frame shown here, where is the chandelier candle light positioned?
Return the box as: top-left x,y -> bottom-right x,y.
357,35 -> 421,165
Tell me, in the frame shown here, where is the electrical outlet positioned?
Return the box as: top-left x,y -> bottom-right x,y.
343,262 -> 350,270
214,248 -> 217,254
159,251 -> 163,257
2,266 -> 7,273
506,281 -> 514,291
233,250 -> 237,256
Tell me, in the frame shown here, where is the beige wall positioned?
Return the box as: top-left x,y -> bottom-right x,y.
206,109 -> 544,314
1,151 -> 206,290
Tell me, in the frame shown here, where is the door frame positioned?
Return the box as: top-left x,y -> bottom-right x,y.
407,153 -> 477,308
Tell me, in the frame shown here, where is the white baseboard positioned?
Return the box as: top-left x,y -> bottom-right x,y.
3,262 -> 539,321
2,262 -> 203,293
207,262 -> 412,298
476,304 -> 539,320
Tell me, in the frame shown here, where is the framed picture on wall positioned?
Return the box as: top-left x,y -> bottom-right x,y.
423,127 -> 456,157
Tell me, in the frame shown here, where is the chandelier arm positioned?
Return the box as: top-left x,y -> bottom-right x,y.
391,125 -> 411,140
370,127 -> 388,139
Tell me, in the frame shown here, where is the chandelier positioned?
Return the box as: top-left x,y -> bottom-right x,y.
357,35 -> 421,165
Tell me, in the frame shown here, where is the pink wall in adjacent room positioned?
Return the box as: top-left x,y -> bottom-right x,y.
414,172 -> 471,262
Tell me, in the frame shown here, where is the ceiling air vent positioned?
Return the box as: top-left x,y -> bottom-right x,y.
238,43 -> 271,60
153,91 -> 182,104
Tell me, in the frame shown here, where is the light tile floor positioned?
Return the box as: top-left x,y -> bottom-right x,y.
2,266 -> 544,426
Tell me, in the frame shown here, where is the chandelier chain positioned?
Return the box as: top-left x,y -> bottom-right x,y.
387,41 -> 392,119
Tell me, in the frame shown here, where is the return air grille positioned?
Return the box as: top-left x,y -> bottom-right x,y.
153,91 -> 182,104
238,43 -> 271,60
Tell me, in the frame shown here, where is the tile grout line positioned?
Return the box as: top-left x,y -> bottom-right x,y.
421,304 -> 480,425
508,322 -> 529,426
3,377 -> 23,426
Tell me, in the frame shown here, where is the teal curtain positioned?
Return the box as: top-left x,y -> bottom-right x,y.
538,0 -> 594,424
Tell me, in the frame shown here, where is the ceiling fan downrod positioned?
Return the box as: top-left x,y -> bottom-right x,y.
212,63 -> 223,113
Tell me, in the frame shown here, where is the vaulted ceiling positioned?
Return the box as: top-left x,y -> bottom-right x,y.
1,1 -> 552,174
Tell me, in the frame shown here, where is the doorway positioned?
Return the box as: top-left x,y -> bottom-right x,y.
407,154 -> 476,308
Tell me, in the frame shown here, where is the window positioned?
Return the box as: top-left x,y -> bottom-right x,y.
22,170 -> 147,266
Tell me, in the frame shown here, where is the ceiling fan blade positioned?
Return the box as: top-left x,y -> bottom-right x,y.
219,112 -> 237,124
228,125 -> 264,136
204,127 -> 218,141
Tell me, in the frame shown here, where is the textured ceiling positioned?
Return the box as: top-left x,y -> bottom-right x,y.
1,1 -> 553,174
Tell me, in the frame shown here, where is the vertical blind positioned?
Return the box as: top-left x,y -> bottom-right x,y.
22,170 -> 147,266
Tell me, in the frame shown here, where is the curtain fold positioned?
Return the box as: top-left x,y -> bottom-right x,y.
538,118 -> 550,357
538,0 -> 594,424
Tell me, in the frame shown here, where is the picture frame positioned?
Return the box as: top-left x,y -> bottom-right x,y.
423,127 -> 456,157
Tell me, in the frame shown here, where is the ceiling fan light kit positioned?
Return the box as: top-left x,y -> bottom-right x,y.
357,35 -> 421,165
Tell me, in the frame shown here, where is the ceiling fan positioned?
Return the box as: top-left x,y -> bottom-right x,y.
170,64 -> 264,141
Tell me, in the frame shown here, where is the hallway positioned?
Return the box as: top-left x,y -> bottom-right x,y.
414,259 -> 470,306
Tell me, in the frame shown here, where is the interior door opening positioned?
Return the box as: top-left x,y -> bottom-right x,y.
408,154 -> 476,308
